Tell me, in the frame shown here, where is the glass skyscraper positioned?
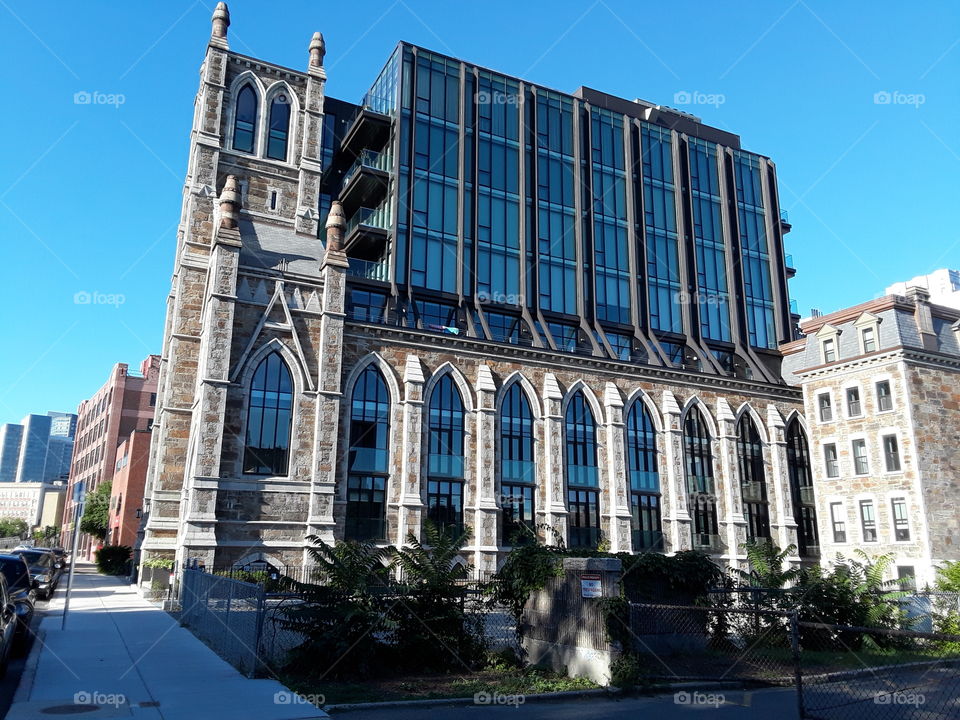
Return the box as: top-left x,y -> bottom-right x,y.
322,43 -> 796,381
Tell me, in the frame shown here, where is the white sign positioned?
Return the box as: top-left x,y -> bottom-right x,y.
581,574 -> 602,598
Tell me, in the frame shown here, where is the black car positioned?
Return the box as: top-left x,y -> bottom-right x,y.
0,555 -> 35,647
0,575 -> 18,676
12,550 -> 62,600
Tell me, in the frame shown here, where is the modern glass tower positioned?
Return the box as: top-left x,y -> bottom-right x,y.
320,43 -> 797,382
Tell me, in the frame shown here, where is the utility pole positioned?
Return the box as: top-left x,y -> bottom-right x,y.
61,482 -> 85,630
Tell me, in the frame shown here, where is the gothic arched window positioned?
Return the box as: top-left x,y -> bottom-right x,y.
345,366 -> 390,541
266,92 -> 291,160
233,84 -> 258,153
565,391 -> 600,549
683,405 -> 719,549
426,375 -> 465,535
243,352 -> 292,475
500,383 -> 535,543
786,419 -> 819,556
626,400 -> 662,550
737,414 -> 770,540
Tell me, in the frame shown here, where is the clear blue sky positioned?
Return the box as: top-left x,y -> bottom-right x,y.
1,0 -> 957,425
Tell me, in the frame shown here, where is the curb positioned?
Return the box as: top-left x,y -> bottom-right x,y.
12,627 -> 45,704
323,681 -> 746,713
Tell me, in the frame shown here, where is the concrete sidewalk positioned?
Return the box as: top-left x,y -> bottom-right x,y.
7,564 -> 325,720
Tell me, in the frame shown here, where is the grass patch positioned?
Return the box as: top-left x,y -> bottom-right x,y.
280,667 -> 599,705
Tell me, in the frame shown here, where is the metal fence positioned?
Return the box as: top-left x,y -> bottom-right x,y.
797,622 -> 960,720
627,603 -> 799,685
179,569 -> 266,677
0,536 -> 21,550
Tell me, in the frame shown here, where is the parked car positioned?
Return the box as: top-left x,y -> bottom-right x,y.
12,550 -> 61,600
0,555 -> 35,648
0,575 -> 19,676
19,546 -> 70,570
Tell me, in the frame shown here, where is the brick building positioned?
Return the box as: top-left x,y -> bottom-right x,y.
107,429 -> 152,549
62,355 -> 160,559
781,287 -> 960,588
139,5 -> 816,578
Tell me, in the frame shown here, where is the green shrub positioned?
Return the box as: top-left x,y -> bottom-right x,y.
609,653 -> 642,689
935,561 -> 960,592
95,545 -> 132,575
143,557 -> 175,570
619,550 -> 723,603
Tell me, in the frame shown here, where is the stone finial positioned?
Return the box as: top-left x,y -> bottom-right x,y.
403,355 -> 424,384
219,175 -> 240,229
476,365 -> 496,393
309,32 -> 326,68
543,373 -> 563,401
324,200 -> 346,252
766,404 -> 785,430
603,382 -> 623,409
211,2 -> 230,42
716,398 -> 734,424
661,390 -> 680,417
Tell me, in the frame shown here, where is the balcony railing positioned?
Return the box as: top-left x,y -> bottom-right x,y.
347,447 -> 389,473
428,454 -> 464,479
785,253 -> 794,268
632,529 -> 665,551
567,465 -> 599,487
694,533 -> 724,552
342,149 -> 391,188
502,460 -> 536,484
345,206 -> 391,237
346,258 -> 389,282
741,481 -> 766,503
629,470 -> 660,492
790,299 -> 799,315
798,485 -> 815,505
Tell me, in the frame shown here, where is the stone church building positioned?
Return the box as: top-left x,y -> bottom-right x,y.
139,5 -> 818,576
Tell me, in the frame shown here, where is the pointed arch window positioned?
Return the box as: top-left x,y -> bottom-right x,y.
266,92 -> 291,160
345,366 -> 390,541
626,400 -> 662,550
737,414 -> 770,540
500,384 -> 535,543
786,419 -> 819,556
426,375 -> 465,534
565,391 -> 600,549
683,406 -> 719,549
243,352 -> 292,475
233,85 -> 258,154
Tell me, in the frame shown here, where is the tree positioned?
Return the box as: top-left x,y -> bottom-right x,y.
80,481 -> 112,541
32,526 -> 60,545
935,560 -> 960,592
0,517 -> 28,539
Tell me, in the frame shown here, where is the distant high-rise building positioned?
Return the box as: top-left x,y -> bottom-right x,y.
48,412 -> 78,439
886,269 -> 960,310
0,411 -> 77,485
0,424 -> 23,483
62,355 -> 160,558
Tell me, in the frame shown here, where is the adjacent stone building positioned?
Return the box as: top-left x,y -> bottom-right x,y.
107,429 -> 152,549
781,288 -> 960,588
139,5 -> 817,578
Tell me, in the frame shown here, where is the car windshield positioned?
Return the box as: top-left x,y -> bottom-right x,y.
0,560 -> 29,589
16,551 -> 52,568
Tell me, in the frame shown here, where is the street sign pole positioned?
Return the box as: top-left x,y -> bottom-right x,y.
61,484 -> 85,631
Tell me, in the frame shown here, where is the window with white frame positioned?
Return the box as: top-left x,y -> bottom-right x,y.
882,434 -> 901,472
859,499 -> 877,542
817,393 -> 833,422
824,443 -> 839,478
876,380 -> 893,412
830,502 -> 847,543
821,338 -> 836,363
891,498 -> 910,541
852,439 -> 869,475
846,387 -> 862,417
860,326 -> 877,353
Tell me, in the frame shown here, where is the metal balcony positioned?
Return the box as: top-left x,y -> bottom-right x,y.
340,93 -> 393,156
340,150 -> 391,214
780,208 -> 792,234
344,206 -> 391,257
785,252 -> 797,278
346,257 -> 389,283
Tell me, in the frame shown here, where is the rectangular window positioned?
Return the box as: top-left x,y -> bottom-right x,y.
822,338 -> 836,363
348,289 -> 389,324
818,393 -> 833,422
501,484 -> 535,544
883,435 -> 901,472
345,475 -> 386,541
631,492 -> 662,550
891,498 -> 910,541
824,443 -> 839,478
897,565 -> 916,591
830,502 -> 847,543
427,479 -> 464,535
859,500 -> 877,542
851,439 -> 869,475
876,381 -> 893,412
861,327 -> 877,353
846,387 -> 862,417
149,393 -> 157,407
568,488 -> 600,549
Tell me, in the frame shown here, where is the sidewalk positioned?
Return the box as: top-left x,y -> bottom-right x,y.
7,564 -> 326,720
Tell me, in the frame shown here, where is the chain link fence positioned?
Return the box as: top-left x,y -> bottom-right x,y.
798,622 -> 960,720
